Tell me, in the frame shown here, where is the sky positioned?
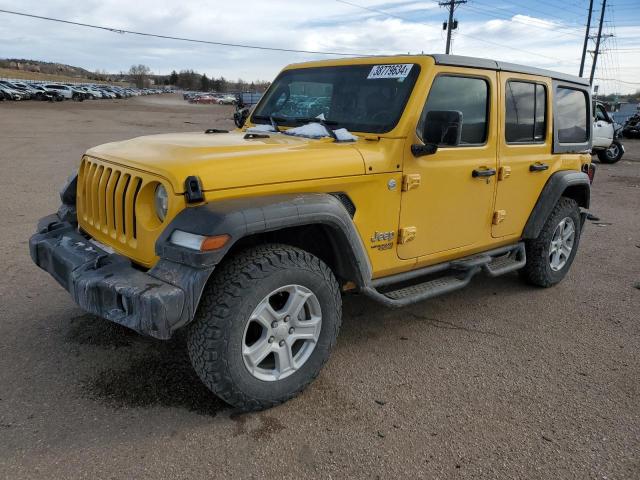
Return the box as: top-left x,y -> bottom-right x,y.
0,0 -> 639,94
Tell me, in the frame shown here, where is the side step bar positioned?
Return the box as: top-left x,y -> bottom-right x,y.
363,243 -> 526,308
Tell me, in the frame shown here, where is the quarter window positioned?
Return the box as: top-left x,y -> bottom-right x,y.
556,87 -> 588,143
418,75 -> 489,145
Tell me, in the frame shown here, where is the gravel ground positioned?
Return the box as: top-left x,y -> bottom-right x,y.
0,95 -> 638,479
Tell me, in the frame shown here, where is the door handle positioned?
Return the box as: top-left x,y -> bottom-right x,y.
472,168 -> 496,178
529,163 -> 549,172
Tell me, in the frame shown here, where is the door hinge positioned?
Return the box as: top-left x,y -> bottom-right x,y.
492,210 -> 507,225
398,226 -> 417,244
402,174 -> 421,191
498,166 -> 511,181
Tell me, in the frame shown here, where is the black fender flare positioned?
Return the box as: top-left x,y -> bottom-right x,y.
155,193 -> 372,286
522,171 -> 590,239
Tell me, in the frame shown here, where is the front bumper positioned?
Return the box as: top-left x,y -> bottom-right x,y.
29,214 -> 213,340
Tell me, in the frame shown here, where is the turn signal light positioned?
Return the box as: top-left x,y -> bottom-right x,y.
169,230 -> 231,251
201,234 -> 231,251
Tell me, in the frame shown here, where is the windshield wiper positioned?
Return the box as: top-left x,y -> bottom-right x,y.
253,115 -> 340,140
291,117 -> 339,126
268,115 -> 281,132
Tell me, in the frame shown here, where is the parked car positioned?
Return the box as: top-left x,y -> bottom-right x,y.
0,81 -> 31,100
42,84 -> 75,100
0,84 -> 26,100
622,109 -> 640,139
592,102 -> 624,164
217,94 -> 237,105
189,94 -> 218,104
9,82 -> 44,99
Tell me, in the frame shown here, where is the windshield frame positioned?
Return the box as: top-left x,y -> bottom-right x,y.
250,63 -> 421,135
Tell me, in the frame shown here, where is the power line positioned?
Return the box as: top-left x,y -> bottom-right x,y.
0,8 -> 373,57
338,0 -> 575,64
464,4 -> 585,39
485,1 -> 584,27
334,0 -> 415,21
594,78 -> 640,85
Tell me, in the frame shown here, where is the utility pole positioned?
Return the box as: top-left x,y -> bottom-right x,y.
439,0 -> 467,54
589,0 -> 607,85
579,0 -> 594,77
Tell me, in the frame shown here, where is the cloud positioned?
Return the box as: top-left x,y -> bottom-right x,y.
0,0 -> 637,93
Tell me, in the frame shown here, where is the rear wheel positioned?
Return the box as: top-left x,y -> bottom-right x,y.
521,197 -> 582,287
597,139 -> 623,164
187,244 -> 342,411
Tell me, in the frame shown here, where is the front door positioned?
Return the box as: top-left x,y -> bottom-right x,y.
397,69 -> 498,260
592,103 -> 614,149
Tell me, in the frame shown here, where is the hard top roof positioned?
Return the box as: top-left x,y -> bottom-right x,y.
430,54 -> 589,86
288,54 -> 589,87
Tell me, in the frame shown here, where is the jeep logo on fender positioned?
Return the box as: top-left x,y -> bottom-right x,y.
371,231 -> 395,243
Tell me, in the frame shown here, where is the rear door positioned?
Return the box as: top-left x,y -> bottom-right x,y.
492,73 -> 554,238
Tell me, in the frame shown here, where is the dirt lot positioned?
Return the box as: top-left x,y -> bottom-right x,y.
1,95 -> 639,479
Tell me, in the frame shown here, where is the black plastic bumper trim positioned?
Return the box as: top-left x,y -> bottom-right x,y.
29,216 -> 213,340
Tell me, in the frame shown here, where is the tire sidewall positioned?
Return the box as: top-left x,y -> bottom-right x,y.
539,203 -> 582,284
598,140 -> 623,163
220,256 -> 339,403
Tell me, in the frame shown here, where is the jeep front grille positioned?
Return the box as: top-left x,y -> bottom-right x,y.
77,158 -> 142,245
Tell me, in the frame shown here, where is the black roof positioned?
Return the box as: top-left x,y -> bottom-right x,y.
430,54 -> 589,86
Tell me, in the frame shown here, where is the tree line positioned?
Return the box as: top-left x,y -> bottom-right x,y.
126,64 -> 270,92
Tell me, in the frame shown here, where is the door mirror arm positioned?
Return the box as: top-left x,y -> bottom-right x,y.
411,143 -> 438,157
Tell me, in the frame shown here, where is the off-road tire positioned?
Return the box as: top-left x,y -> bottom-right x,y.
597,139 -> 623,164
520,197 -> 582,287
187,244 -> 342,411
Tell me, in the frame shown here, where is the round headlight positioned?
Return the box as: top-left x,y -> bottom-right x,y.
154,184 -> 168,222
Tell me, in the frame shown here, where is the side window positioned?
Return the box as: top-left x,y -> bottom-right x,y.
418,75 -> 489,145
504,81 -> 547,143
556,87 -> 588,143
505,81 -> 547,143
595,105 -> 608,122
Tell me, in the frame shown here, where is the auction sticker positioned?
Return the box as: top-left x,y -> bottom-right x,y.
367,64 -> 413,79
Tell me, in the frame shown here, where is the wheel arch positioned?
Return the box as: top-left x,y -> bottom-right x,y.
156,193 -> 372,287
522,170 -> 590,239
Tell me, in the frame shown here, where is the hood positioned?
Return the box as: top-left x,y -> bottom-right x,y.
86,131 -> 366,193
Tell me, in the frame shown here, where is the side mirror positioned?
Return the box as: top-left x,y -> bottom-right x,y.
412,110 -> 463,157
234,107 -> 250,128
423,110 -> 463,146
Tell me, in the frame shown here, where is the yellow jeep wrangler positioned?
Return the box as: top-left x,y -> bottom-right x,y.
30,55 -> 595,410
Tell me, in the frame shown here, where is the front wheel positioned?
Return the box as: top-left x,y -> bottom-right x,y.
520,197 -> 582,287
597,139 -> 624,164
187,244 -> 342,411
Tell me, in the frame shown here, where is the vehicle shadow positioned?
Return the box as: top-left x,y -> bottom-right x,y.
72,272 -> 529,417
69,315 -> 226,416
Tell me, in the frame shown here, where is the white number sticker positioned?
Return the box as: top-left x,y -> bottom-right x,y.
367,64 -> 413,79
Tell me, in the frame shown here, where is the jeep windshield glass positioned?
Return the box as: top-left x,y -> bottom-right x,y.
251,64 -> 420,134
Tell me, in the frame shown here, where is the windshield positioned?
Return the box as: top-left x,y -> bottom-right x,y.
252,64 -> 420,134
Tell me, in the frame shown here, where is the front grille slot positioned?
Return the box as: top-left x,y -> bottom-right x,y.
78,158 -> 142,245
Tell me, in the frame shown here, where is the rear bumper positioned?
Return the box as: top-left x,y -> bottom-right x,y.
29,214 -> 213,340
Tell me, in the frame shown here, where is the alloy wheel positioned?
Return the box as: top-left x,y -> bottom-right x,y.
242,285 -> 322,381
549,217 -> 575,271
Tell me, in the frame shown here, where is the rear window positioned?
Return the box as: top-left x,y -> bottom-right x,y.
556,87 -> 588,143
